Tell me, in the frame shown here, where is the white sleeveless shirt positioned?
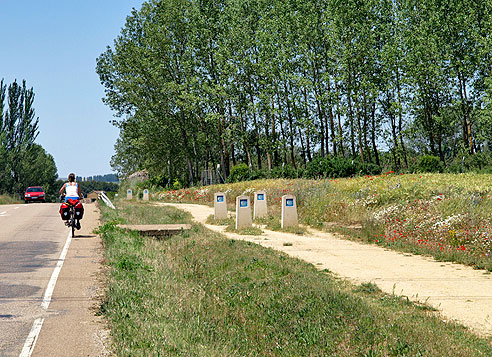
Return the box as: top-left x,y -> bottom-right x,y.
65,182 -> 79,198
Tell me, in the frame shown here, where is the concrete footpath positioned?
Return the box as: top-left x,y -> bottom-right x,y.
33,202 -> 108,356
160,202 -> 492,337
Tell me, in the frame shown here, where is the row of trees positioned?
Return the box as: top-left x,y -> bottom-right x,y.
97,0 -> 492,185
75,174 -> 120,182
0,79 -> 58,198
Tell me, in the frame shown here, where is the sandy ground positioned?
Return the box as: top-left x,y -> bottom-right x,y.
33,202 -> 109,356
160,202 -> 492,337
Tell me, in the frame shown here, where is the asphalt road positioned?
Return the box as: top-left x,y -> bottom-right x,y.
0,203 -> 70,356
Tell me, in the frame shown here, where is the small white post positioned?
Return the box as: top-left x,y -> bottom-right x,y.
281,195 -> 298,228
127,189 -> 133,200
143,189 -> 149,201
254,191 -> 268,219
235,195 -> 252,230
214,192 -> 228,220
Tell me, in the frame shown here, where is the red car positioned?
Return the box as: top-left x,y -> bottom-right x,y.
25,186 -> 46,203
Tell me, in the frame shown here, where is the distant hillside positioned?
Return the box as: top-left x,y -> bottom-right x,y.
75,174 -> 119,182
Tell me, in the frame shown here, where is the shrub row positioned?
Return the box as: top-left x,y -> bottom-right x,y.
228,157 -> 382,183
227,153 -> 492,184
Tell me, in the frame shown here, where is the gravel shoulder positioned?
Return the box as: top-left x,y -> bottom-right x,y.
33,202 -> 109,356
160,202 -> 492,337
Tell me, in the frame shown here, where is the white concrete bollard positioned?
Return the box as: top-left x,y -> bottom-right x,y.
214,192 -> 228,220
127,189 -> 133,200
254,191 -> 268,219
143,189 -> 149,201
236,195 -> 252,230
281,195 -> 298,229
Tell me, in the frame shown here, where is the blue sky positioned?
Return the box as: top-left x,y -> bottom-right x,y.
1,1 -> 145,178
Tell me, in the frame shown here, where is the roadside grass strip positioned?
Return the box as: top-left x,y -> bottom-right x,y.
98,202 -> 492,356
0,194 -> 20,205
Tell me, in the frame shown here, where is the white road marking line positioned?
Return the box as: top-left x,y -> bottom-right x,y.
20,230 -> 73,356
14,207 -> 20,209
19,318 -> 44,357
41,230 -> 73,309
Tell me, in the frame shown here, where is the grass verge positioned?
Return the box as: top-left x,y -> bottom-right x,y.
98,201 -> 492,355
0,195 -> 21,205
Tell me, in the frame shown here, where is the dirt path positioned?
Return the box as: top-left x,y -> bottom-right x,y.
160,202 -> 492,336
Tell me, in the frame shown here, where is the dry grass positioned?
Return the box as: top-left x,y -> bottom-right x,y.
0,195 -> 20,205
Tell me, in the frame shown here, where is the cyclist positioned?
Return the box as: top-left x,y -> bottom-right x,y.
59,173 -> 83,229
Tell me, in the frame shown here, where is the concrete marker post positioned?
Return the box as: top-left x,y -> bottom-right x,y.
214,192 -> 228,220
254,191 -> 268,219
127,189 -> 133,200
143,189 -> 149,201
236,195 -> 252,230
281,194 -> 298,229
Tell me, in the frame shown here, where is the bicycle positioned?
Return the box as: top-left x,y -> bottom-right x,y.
65,200 -> 77,238
60,195 -> 82,238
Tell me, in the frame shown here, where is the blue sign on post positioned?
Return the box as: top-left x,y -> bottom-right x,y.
240,199 -> 248,207
217,195 -> 224,203
286,198 -> 294,207
257,194 -> 264,201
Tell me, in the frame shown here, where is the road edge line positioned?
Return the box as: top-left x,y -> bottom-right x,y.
41,230 -> 73,310
20,230 -> 73,356
19,318 -> 44,357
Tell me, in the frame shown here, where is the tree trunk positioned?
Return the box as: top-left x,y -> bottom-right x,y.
271,95 -> 279,166
396,69 -> 408,167
302,85 -> 312,162
370,100 -> 379,166
457,70 -> 474,154
178,111 -> 194,185
362,89 -> 371,163
284,82 -> 297,168
238,97 -> 252,168
347,87 -> 356,159
312,66 -> 325,157
335,81 -> 345,156
276,88 -> 288,165
248,78 -> 262,169
326,78 -> 336,156
298,127 -> 307,165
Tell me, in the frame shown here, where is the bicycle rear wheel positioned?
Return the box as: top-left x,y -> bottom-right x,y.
70,208 -> 76,238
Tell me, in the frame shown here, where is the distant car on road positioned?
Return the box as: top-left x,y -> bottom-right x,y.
25,186 -> 46,203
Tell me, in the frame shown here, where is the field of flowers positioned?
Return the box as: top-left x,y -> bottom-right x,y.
156,173 -> 492,271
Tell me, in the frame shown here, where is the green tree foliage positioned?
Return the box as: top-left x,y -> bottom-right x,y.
0,79 -> 58,199
79,181 -> 119,196
97,0 -> 492,185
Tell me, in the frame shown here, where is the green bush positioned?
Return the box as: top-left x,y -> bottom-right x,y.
228,163 -> 250,183
172,179 -> 182,190
466,152 -> 491,171
269,165 -> 298,179
357,162 -> 382,176
304,157 -> 380,179
417,155 -> 442,173
304,157 -> 332,178
149,173 -> 168,188
330,157 -> 357,177
248,168 -> 269,180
